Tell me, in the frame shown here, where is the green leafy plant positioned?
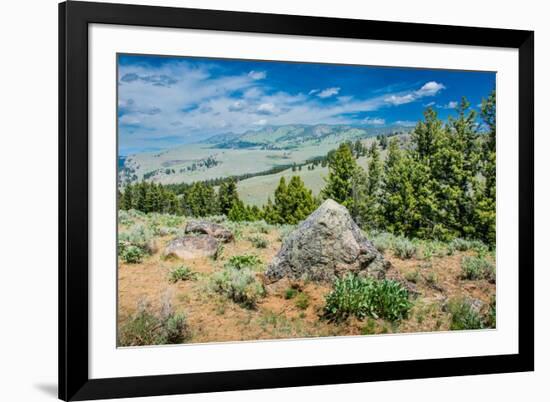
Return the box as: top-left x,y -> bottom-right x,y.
460,256 -> 495,282
211,266 -> 265,308
119,244 -> 145,264
324,275 -> 412,322
168,265 -> 196,283
224,254 -> 262,270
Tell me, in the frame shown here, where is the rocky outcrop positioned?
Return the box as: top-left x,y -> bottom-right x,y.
185,221 -> 234,243
265,199 -> 390,283
163,235 -> 219,260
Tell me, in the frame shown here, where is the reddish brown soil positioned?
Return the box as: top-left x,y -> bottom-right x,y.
118,224 -> 496,344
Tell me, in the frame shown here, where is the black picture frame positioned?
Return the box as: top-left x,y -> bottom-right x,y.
59,1 -> 534,400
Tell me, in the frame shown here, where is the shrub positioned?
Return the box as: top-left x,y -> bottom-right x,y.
118,299 -> 190,346
404,269 -> 420,284
449,238 -> 471,252
251,221 -> 271,234
118,210 -> 134,226
225,254 -> 262,270
119,223 -> 156,254
277,224 -> 297,242
119,244 -> 144,264
324,275 -> 412,322
393,238 -> 417,259
249,235 -> 268,249
211,267 -> 265,308
369,232 -> 395,253
448,299 -> 485,330
295,293 -> 310,310
168,266 -> 195,283
212,244 -> 224,261
448,238 -> 490,257
486,297 -> 496,328
420,241 -> 445,260
424,271 -> 438,286
361,318 -> 378,335
460,256 -> 495,282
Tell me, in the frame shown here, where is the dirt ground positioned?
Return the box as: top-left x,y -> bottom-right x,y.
118,223 -> 496,345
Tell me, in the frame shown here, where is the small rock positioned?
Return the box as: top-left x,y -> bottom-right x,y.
185,221 -> 234,243
163,235 -> 219,260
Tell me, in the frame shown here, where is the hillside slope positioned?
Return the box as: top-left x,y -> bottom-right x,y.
119,124 -> 409,186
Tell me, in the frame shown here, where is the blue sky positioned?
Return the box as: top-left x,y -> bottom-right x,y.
118,54 -> 495,155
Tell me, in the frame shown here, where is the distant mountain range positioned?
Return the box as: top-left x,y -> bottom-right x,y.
119,124 -> 413,186
201,124 -> 411,150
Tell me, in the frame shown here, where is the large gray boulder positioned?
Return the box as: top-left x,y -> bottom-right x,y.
185,221 -> 234,243
163,235 -> 219,260
265,199 -> 389,283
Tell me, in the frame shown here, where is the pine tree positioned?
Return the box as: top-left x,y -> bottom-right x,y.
474,89 -> 496,246
445,97 -> 480,238
183,182 -> 218,217
354,142 -> 383,229
285,176 -> 316,224
228,199 -> 248,221
218,178 -> 239,215
264,176 -> 316,224
321,143 -> 357,208
379,135 -> 388,150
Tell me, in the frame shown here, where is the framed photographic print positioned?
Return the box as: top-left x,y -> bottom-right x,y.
59,1 -> 534,400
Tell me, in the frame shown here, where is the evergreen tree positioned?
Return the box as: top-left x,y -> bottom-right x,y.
321,143 -> 357,208
264,176 -> 316,224
183,182 -> 218,217
354,142 -> 383,229
218,178 -> 239,215
379,135 -> 388,150
445,98 -> 480,237
474,90 -> 496,245
228,199 -> 248,221
380,139 -> 416,235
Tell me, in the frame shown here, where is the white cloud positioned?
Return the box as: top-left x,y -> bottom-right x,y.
257,103 -> 276,114
384,94 -> 416,105
118,61 -> 447,152
416,81 -> 445,97
317,87 -> 340,98
337,96 -> 353,103
444,100 -> 458,109
394,120 -> 417,127
228,100 -> 246,111
424,101 -> 436,107
243,87 -> 262,99
363,117 -> 385,125
248,70 -> 266,80
384,81 -> 445,106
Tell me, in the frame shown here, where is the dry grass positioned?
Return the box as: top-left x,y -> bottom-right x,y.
118,218 -> 496,345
